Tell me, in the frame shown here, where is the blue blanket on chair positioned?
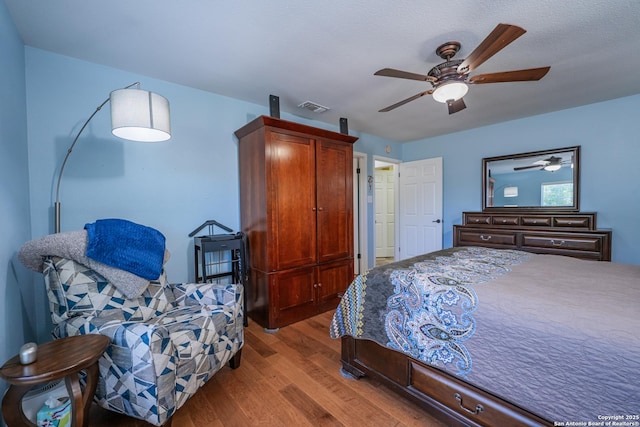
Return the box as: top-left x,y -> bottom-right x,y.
85,219 -> 166,280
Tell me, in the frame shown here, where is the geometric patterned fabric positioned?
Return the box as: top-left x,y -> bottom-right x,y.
43,256 -> 244,426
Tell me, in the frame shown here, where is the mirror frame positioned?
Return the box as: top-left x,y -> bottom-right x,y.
482,146 -> 581,212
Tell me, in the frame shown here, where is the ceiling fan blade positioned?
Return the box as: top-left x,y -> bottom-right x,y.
378,90 -> 433,112
457,23 -> 526,74
514,164 -> 543,171
447,98 -> 466,114
374,68 -> 437,82
469,67 -> 550,84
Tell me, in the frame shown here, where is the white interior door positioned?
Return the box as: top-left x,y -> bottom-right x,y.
398,157 -> 443,260
375,167 -> 395,257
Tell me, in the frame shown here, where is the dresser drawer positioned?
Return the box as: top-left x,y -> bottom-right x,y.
552,216 -> 593,229
522,234 -> 601,252
410,362 -> 547,426
521,232 -> 611,261
521,216 -> 552,227
492,216 -> 520,226
456,229 -> 517,247
465,214 -> 491,225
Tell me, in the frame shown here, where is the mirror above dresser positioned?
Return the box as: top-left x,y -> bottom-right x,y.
483,146 -> 580,211
454,145 -> 611,261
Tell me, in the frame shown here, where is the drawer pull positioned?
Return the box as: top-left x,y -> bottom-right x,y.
551,240 -> 566,246
480,235 -> 492,241
454,393 -> 484,415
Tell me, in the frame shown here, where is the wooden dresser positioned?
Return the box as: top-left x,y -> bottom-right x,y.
236,116 -> 357,330
453,211 -> 611,261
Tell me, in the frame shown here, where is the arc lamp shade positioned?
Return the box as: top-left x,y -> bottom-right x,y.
110,88 -> 171,142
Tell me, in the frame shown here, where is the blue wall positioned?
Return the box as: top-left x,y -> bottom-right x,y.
403,95 -> 640,265
0,2 -> 34,423
22,48 -> 399,341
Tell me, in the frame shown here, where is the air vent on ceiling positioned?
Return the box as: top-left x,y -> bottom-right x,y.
297,101 -> 330,113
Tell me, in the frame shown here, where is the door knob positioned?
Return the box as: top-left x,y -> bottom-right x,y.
432,219 -> 442,223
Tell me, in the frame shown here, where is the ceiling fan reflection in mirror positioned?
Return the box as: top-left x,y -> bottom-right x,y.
513,155 -> 572,172
375,23 -> 550,114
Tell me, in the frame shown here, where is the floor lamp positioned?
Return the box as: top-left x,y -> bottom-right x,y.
54,82 -> 171,233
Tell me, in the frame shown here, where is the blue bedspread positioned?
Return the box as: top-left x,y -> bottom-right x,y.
85,219 -> 166,280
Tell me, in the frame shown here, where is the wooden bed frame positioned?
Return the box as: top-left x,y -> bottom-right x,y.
337,205 -> 614,426
340,336 -> 552,427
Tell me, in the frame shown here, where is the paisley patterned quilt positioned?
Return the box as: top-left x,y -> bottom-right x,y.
330,246 -> 640,423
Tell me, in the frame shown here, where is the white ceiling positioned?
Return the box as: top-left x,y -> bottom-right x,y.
6,0 -> 640,142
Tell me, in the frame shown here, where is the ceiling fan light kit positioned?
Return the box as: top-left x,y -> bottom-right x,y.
544,163 -> 562,172
432,82 -> 468,103
375,23 -> 550,115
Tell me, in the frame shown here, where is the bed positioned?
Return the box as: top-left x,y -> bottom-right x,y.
330,246 -> 640,426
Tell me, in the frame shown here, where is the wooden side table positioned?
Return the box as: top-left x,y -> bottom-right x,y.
0,335 -> 110,427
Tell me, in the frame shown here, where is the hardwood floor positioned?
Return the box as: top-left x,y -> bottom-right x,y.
375,257 -> 395,267
89,311 -> 447,426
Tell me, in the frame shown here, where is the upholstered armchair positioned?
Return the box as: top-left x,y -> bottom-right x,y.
41,255 -> 244,426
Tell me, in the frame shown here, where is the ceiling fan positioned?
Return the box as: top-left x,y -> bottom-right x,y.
513,156 -> 568,172
374,23 -> 550,114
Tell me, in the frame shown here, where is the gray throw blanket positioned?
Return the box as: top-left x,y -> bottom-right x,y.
18,230 -> 170,298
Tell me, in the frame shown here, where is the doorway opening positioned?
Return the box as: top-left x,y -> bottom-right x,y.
373,157 -> 399,268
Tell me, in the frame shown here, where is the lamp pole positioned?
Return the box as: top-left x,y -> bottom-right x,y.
53,82 -> 140,233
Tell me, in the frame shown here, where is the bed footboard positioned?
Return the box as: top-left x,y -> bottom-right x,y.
341,336 -> 551,427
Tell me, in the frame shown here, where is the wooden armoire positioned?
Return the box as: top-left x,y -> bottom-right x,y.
235,116 -> 358,329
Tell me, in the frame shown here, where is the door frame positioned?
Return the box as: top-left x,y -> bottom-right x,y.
353,152 -> 368,275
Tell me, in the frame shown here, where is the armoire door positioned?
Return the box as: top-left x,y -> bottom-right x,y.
316,259 -> 353,312
316,139 -> 353,264
267,131 -> 317,271
270,266 -> 317,327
